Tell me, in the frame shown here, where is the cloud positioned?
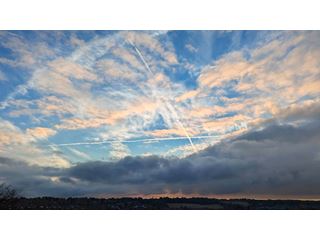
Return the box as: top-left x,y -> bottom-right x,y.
0,157 -> 77,197
55,99 -> 158,130
1,101 -> 320,198
171,31 -> 320,142
148,128 -> 197,137
0,118 -> 70,168
185,44 -> 198,53
276,98 -> 320,122
1,30 -> 320,182
198,51 -> 251,88
0,70 -> 6,81
175,90 -> 199,102
0,31 -> 54,69
26,127 -> 57,139
111,47 -> 145,72
124,31 -> 178,65
195,31 -> 319,97
0,119 -> 30,145
68,148 -> 91,161
109,142 -> 131,160
67,111 -> 320,197
1,31 -> 187,146
7,96 -> 75,119
31,68 -> 79,97
48,58 -> 98,82
203,114 -> 248,133
97,59 -> 141,81
188,107 -> 214,118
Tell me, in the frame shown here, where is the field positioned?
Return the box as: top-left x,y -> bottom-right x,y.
2,197 -> 320,210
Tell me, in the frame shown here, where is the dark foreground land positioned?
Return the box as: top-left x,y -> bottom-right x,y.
1,197 -> 320,210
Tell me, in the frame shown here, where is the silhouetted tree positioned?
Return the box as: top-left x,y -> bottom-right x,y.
0,183 -> 19,199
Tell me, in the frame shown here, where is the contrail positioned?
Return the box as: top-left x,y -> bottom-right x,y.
128,39 -> 198,152
165,101 -> 197,152
176,119 -> 197,152
0,83 -> 29,110
47,135 -> 219,147
128,39 -> 153,75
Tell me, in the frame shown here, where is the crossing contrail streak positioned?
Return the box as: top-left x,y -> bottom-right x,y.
47,135 -> 219,147
128,39 -> 153,75
128,39 -> 198,152
165,102 -> 197,152
176,119 -> 197,152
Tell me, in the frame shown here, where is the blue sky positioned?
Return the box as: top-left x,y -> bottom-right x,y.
0,30 -> 319,166
1,31 -> 320,197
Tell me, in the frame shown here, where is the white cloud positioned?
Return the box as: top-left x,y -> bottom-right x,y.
109,142 -> 131,160
68,147 -> 91,161
0,118 -> 70,168
1,31 -> 320,161
0,70 -> 6,81
185,43 -> 198,53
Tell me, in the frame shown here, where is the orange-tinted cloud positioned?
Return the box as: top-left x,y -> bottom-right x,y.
48,58 -> 98,82
175,90 -> 199,102
148,128 -> 197,137
26,127 -> 57,139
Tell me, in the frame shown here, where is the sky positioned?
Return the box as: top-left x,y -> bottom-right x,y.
0,30 -> 320,198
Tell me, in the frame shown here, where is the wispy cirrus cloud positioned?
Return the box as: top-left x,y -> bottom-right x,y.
0,118 -> 70,168
0,30 -> 319,178
0,70 -> 6,81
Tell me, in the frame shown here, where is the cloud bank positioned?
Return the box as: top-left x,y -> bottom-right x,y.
1,100 -> 319,198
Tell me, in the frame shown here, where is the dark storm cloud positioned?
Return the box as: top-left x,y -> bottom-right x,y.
237,122 -> 320,143
1,102 -> 320,198
68,155 -> 246,185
